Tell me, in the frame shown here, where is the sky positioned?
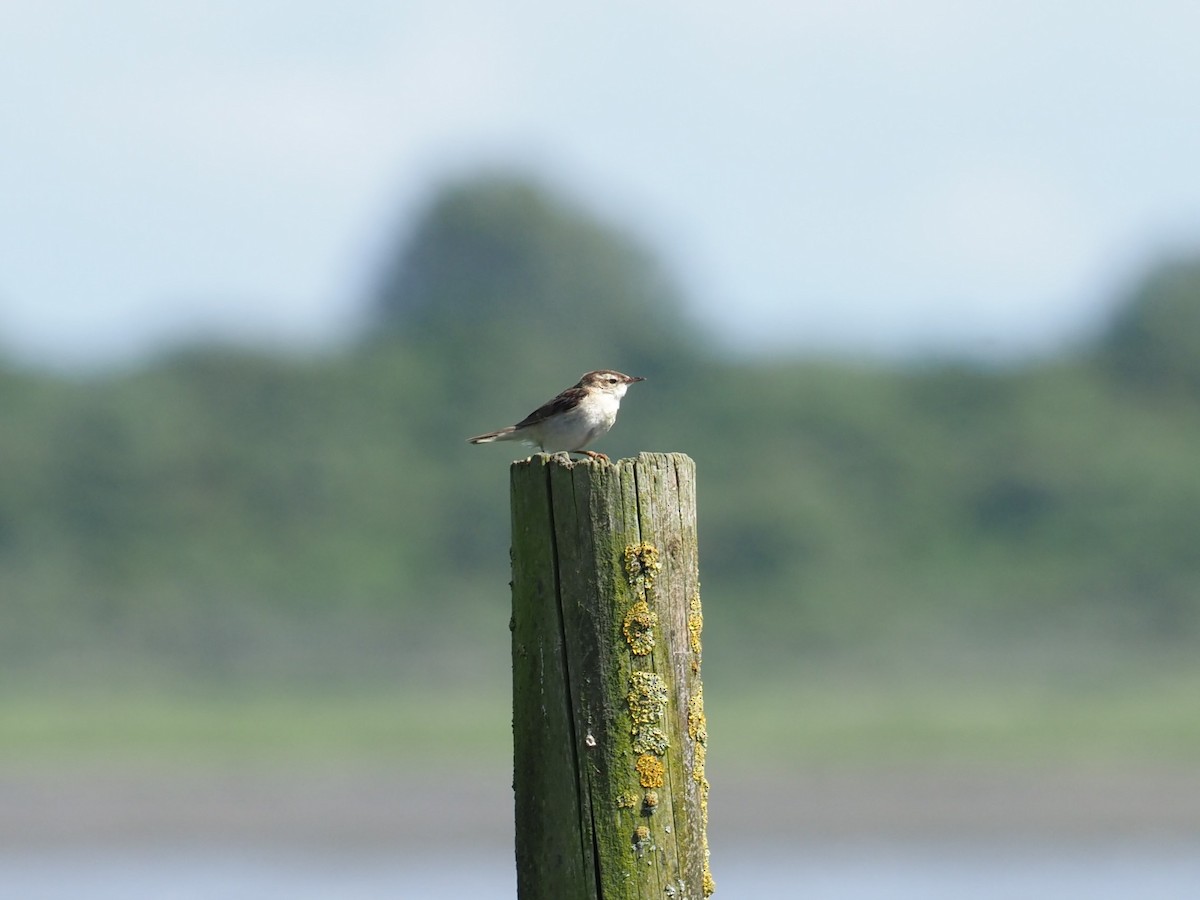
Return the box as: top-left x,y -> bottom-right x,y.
3,1 -> 1200,369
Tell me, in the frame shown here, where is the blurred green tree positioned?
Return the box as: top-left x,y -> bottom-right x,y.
1096,255 -> 1200,392
368,173 -> 703,401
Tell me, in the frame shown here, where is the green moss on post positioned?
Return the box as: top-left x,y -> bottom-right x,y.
511,452 -> 713,899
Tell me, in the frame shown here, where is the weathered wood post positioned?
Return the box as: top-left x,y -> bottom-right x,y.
510,452 -> 713,899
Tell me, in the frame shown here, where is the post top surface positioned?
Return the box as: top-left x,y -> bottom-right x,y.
510,451 -> 693,471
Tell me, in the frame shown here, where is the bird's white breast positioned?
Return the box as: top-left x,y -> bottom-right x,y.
535,390 -> 621,451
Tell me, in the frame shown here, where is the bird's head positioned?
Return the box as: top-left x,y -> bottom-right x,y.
579,370 -> 645,398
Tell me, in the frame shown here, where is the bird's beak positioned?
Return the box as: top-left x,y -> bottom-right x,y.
628,376 -> 646,383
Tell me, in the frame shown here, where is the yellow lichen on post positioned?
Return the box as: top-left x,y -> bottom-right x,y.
623,541 -> 662,595
628,670 -> 670,757
687,687 -> 707,745
632,723 -> 669,756
633,824 -> 653,857
622,599 -> 658,655
688,591 -> 704,655
687,684 -> 714,896
688,687 -> 710,820
628,671 -> 669,724
635,753 -> 665,788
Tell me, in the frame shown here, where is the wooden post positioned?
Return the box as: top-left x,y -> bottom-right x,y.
510,452 -> 713,899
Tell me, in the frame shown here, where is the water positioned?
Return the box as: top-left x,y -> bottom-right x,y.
2,840 -> 1198,899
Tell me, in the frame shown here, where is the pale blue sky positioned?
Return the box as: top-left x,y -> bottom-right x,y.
3,1 -> 1200,368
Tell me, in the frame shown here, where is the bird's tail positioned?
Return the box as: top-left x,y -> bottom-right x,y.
467,426 -> 519,444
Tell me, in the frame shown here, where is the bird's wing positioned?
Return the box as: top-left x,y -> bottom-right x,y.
512,386 -> 585,429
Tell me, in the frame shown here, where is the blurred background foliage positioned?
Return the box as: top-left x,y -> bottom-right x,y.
4,172 -> 1200,760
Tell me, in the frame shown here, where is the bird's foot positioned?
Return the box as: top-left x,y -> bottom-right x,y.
579,450 -> 610,462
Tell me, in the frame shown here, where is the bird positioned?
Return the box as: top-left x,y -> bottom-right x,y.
467,370 -> 645,461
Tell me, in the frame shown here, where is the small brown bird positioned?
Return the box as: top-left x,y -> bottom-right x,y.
467,370 -> 645,460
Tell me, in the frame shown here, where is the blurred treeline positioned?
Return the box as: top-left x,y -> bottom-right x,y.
4,173 -> 1200,696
